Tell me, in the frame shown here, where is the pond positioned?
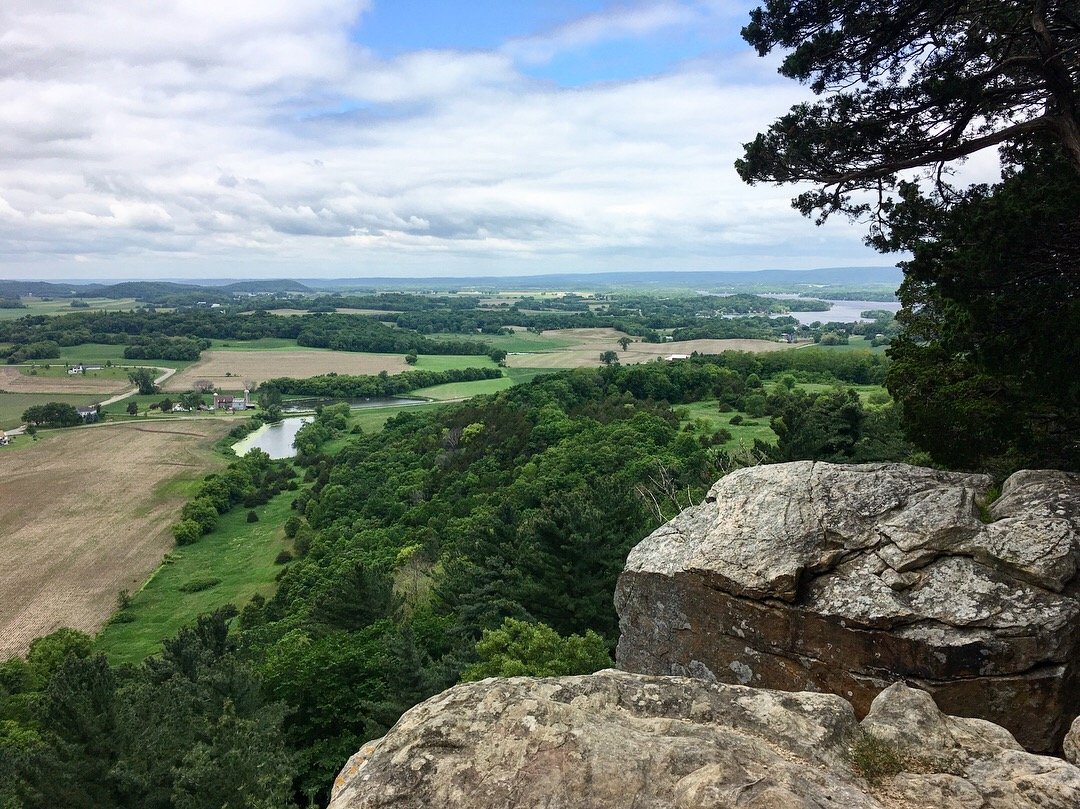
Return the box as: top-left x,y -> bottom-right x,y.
231,417 -> 311,460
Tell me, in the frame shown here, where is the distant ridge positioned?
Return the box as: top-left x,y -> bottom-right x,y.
0,279 -> 313,299
0,267 -> 901,297
304,266 -> 902,291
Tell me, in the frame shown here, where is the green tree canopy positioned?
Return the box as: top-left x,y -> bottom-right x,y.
461,619 -> 612,681
737,0 -> 1080,225
737,0 -> 1080,472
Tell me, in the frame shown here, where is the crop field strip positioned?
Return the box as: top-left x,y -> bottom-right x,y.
0,419 -> 232,658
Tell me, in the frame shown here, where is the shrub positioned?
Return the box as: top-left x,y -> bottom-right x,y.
729,414 -> 744,425
849,731 -> 906,785
246,510 -> 259,523
181,498 -> 218,534
178,577 -> 222,593
172,519 -> 202,546
274,550 -> 294,565
284,516 -> 301,538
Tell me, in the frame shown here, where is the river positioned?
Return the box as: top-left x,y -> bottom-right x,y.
762,295 -> 901,325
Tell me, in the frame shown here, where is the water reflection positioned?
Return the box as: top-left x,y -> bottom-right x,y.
231,417 -> 310,460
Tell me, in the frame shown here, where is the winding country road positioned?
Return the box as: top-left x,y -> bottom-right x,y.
7,365 -> 177,436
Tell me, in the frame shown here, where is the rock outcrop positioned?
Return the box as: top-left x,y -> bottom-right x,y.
328,670 -> 1080,808
1066,716 -> 1080,767
615,462 -> 1080,752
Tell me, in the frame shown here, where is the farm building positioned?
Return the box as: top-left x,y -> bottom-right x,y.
213,392 -> 252,411
0,431 -> 10,446
76,406 -> 99,423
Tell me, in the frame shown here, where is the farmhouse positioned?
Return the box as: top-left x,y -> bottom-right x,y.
76,406 -> 99,423
213,391 -> 252,411
665,354 -> 692,361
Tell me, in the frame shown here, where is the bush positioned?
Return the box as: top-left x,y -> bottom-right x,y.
848,731 -> 907,785
274,550 -> 294,565
181,498 -> 218,535
283,516 -> 301,538
172,519 -> 202,546
246,510 -> 259,523
178,577 -> 222,593
744,394 -> 768,418
729,414 -> 744,425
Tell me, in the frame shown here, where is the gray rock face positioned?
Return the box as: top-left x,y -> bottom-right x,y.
328,671 -> 1080,809
615,462 -> 1080,752
1066,717 -> 1080,767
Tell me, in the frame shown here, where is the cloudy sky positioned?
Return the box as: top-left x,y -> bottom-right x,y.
0,0 -> 892,280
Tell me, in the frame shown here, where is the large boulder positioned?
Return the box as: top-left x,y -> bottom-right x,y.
1066,716 -> 1080,767
615,462 -> 1080,752
328,671 -> 1080,808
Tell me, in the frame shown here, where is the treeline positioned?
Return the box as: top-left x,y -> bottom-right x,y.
263,366 -> 503,398
21,402 -> 87,428
293,403 -> 351,461
0,310 -> 492,361
123,337 -> 211,361
5,341 -> 60,364
299,293 -> 484,313
172,449 -> 298,546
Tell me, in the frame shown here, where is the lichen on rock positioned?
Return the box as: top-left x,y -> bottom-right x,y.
615,462 -> 1080,752
328,672 -> 1080,808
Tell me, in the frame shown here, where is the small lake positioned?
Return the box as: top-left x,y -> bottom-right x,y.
231,417 -> 310,460
282,396 -> 428,413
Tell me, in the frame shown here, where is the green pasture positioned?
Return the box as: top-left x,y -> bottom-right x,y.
789,382 -> 890,403
676,400 -> 778,451
0,392 -> 102,430
19,343 -> 194,372
0,297 -> 142,321
805,336 -> 888,354
411,376 -> 515,401
209,338 -> 305,351
411,354 -> 498,371
96,489 -> 297,665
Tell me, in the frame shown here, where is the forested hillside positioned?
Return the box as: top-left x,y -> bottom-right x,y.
0,351 -> 909,807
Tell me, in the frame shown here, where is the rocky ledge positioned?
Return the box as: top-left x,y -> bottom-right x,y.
329,670 -> 1080,808
615,462 -> 1080,752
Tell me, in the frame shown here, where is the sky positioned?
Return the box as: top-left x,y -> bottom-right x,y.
0,0 -> 895,280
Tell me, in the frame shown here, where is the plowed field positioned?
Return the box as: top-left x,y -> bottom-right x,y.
502,328 -> 796,369
0,366 -> 127,394
0,420 -> 231,658
163,349 -> 410,392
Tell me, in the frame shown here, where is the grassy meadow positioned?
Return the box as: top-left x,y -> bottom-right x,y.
96,487 -> 297,665
0,392 -> 102,429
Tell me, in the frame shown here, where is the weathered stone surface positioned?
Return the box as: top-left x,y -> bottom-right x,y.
615,462 -> 1080,752
1066,716 -> 1080,767
328,672 -> 1080,809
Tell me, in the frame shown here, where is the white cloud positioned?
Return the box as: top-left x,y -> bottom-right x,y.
0,0 -> 882,278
